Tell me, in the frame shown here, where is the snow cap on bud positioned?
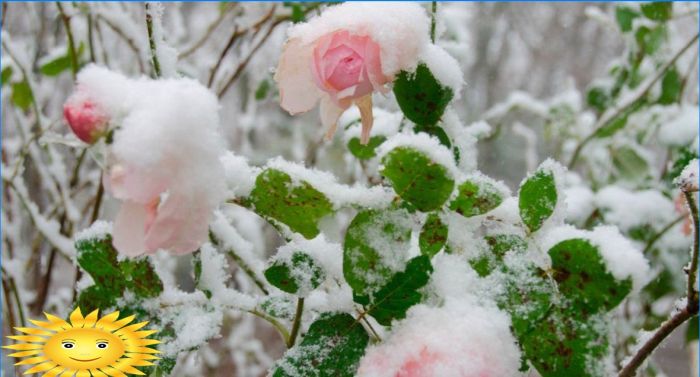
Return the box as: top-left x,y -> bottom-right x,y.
63,87 -> 109,144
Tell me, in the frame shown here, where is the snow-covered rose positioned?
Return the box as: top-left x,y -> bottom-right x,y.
74,65 -> 226,256
63,87 -> 109,144
357,301 -> 523,377
275,3 -> 429,144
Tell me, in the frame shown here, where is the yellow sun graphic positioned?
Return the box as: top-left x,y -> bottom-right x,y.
3,307 -> 160,376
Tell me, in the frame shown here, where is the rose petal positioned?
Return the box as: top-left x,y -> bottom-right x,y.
144,192 -> 211,255
355,95 -> 374,145
320,96 -> 346,141
106,164 -> 168,204
363,37 -> 389,93
112,201 -> 148,257
275,38 -> 323,115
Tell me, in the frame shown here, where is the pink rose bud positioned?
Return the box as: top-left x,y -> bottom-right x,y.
63,88 -> 109,144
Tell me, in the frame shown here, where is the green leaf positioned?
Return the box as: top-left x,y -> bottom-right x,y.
272,313 -> 369,377
1,66 -> 12,86
347,136 -> 385,160
414,123 -> 451,148
264,251 -> 325,295
255,79 -> 271,100
248,169 -> 334,239
518,168 -> 557,233
355,255 -> 433,326
658,66 -> 681,104
419,213 -> 447,258
615,6 -> 640,32
260,296 -> 296,320
471,234 -> 527,277
449,179 -> 503,217
11,80 -> 33,111
635,25 -> 666,56
393,63 -> 453,126
595,114 -> 628,138
381,147 -> 455,212
549,239 -> 632,313
519,306 -> 610,377
76,234 -> 163,311
611,146 -> 650,183
640,2 -> 673,21
665,147 -> 698,183
586,86 -> 610,113
343,209 -> 413,297
40,54 -> 72,76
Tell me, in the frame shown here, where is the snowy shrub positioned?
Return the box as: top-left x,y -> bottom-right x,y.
1,2 -> 698,377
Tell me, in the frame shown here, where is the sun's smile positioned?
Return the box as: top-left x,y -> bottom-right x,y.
3,308 -> 160,376
69,356 -> 101,362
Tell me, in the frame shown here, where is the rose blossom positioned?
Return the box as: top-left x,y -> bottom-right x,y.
356,301 -> 522,377
63,87 -> 110,144
70,65 -> 226,257
275,3 -> 429,144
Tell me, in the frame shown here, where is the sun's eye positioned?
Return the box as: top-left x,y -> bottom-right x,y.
96,342 -> 108,349
62,343 -> 75,349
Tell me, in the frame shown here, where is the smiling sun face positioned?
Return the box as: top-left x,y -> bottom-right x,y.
3,308 -> 160,376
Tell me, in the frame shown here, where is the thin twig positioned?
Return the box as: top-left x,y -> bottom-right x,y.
287,297 -> 304,348
179,3 -> 235,59
642,215 -> 685,255
89,174 -> 104,223
618,305 -> 697,377
248,309 -> 290,343
618,187 -> 700,376
55,2 -> 79,79
208,5 -> 276,89
96,15 -> 144,72
430,1 -> 437,43
145,3 -> 161,78
568,32 -> 699,169
683,190 -> 699,307
210,232 -> 269,295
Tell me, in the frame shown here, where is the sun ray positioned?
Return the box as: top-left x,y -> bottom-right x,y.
5,309 -> 160,376
69,308 -> 86,328
60,368 -> 78,376
24,361 -> 58,374
43,313 -> 71,330
90,368 -> 109,377
15,327 -> 55,337
124,353 -> 159,360
8,350 -> 43,358
95,312 -> 120,329
104,315 -> 136,332
7,335 -> 49,343
3,343 -> 44,350
101,366 -> 128,377
41,366 -> 64,377
83,309 -> 100,328
15,356 -> 49,366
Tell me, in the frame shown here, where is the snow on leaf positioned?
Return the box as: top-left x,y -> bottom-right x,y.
355,255 -> 433,326
247,168 -> 334,239
381,147 -> 455,212
519,168 -> 558,233
272,313 -> 369,377
393,63 -> 453,126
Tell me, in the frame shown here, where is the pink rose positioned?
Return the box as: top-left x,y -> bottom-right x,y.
275,3 -> 430,145
106,163 -> 215,256
356,302 -> 522,377
276,30 -> 389,145
63,87 -> 109,144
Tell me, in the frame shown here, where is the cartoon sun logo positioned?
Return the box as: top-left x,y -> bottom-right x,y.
3,307 -> 160,376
